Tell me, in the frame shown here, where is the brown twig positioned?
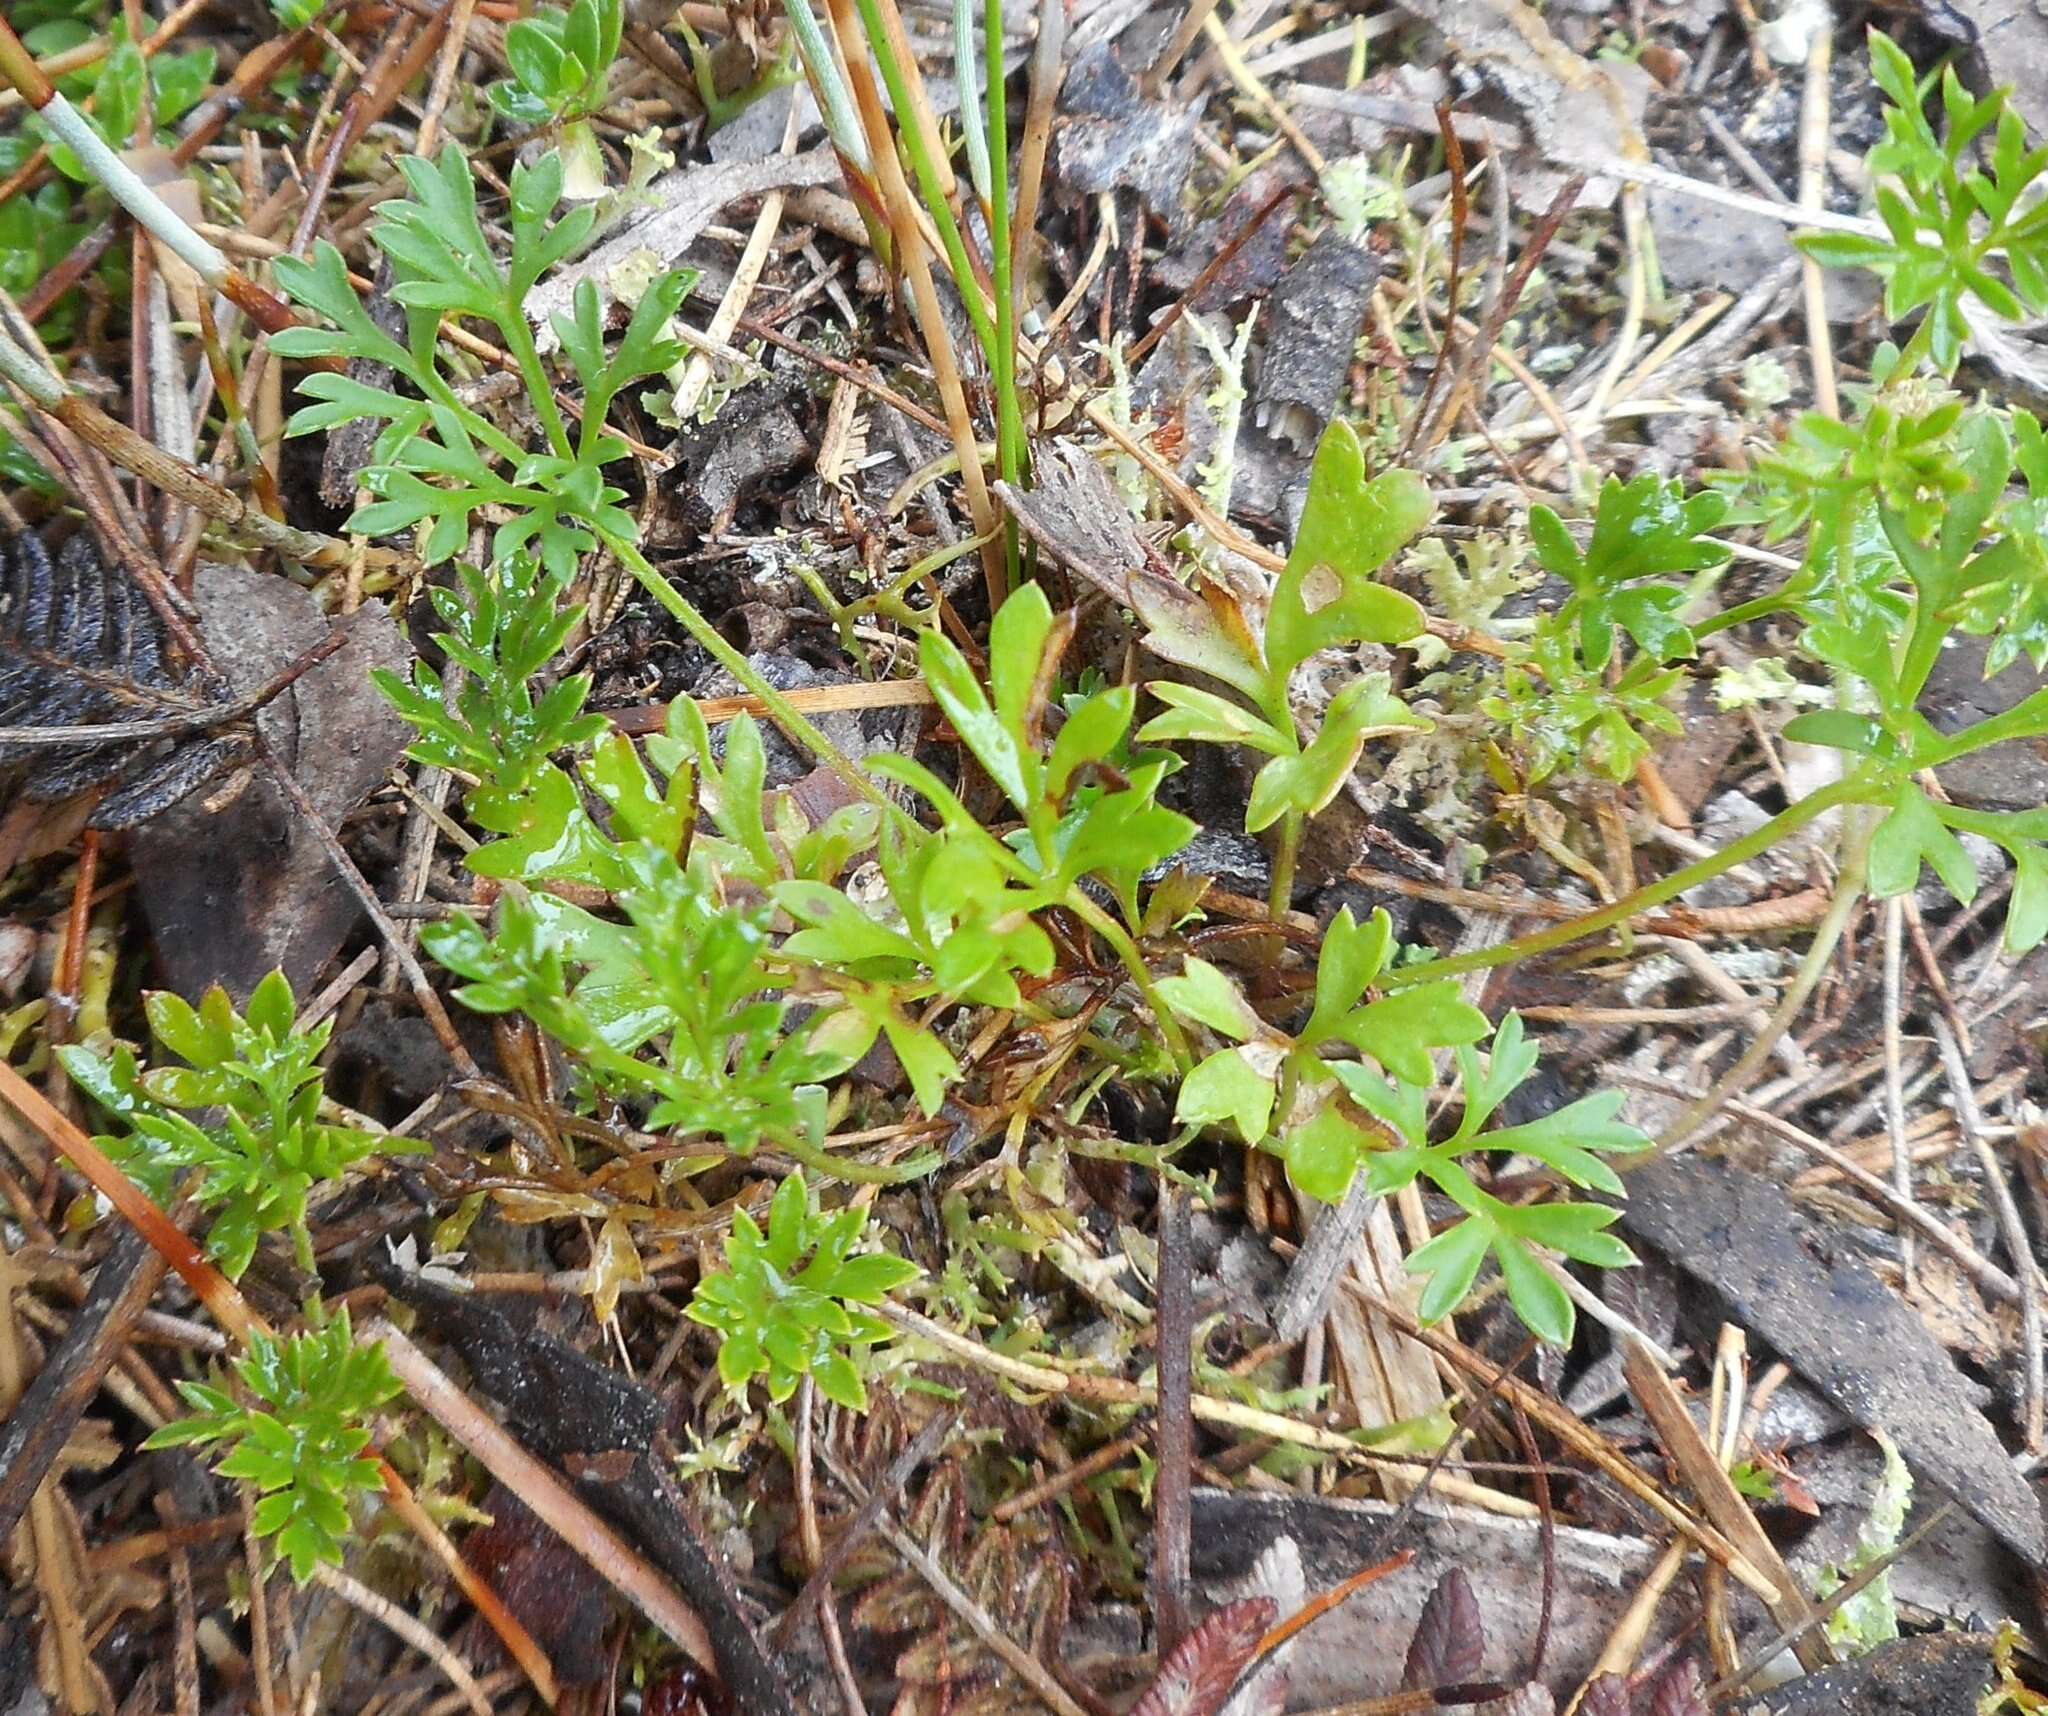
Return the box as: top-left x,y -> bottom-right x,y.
1620,1340 -> 1830,1671
0,1227 -> 165,1543
374,1319 -> 720,1673
794,1379 -> 866,1716
1152,1181 -> 1194,1655
770,1409 -> 957,1644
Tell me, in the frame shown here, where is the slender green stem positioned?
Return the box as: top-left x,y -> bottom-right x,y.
985,0 -> 1024,592
1065,890 -> 1192,1072
500,309 -> 575,464
1378,772 -> 1875,989
1269,811 -> 1302,920
607,533 -> 911,826
779,1132 -> 943,1183
1689,585 -> 1802,645
850,0 -> 998,368
954,0 -> 991,204
1655,804 -> 1875,1150
782,0 -> 870,171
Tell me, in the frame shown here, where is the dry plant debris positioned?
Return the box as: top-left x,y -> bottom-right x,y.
3,0 -> 2048,1711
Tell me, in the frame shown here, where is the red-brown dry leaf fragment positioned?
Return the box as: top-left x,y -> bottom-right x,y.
1128,1598 -> 1277,1716
1647,1658 -> 1706,1716
642,1662 -> 732,1716
1403,1567 -> 1485,1690
1580,1673 -> 1635,1716
461,1484 -> 614,1685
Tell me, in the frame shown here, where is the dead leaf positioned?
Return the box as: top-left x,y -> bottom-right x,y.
1645,1659 -> 1706,1716
1254,232 -> 1382,452
131,563 -> 409,1003
1128,1598 -> 1276,1716
1403,1568 -> 1485,1690
589,1214 -> 646,1323
1581,1675 -> 1635,1716
1052,46 -> 1200,230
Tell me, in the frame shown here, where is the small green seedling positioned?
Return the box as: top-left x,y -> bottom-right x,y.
486,0 -> 622,195
1799,31 -> 2048,375
271,148 -> 690,574
1137,419 -> 1435,908
147,1311 -> 402,1582
489,0 -> 622,126
1485,473 -> 1729,784
1159,906 -> 1487,1200
59,971 -> 426,1280
686,1171 -> 920,1410
372,553 -> 606,814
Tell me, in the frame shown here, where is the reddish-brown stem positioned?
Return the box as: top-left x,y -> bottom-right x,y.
0,1058 -> 257,1341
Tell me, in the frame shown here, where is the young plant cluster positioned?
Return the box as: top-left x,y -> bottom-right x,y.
59,974 -> 418,1579
60,971 -> 425,1280
363,413 -> 1647,1348
49,23 -> 2048,1600
1408,37 -> 2048,956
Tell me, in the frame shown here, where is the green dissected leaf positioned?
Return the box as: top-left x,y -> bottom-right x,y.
2010,843 -> 2048,954
1264,421 -> 1431,688
1304,906 -> 1393,1040
1799,36 -> 2048,376
882,1009 -> 960,1116
1281,1100 -> 1373,1202
145,1315 -> 400,1582
1244,674 -> 1427,832
1780,709 -> 1893,756
687,1171 -> 915,1409
1407,1219 -> 1491,1325
1494,1237 -> 1574,1346
465,764 -> 618,885
1868,783 -> 1978,905
1047,684 -> 1138,795
63,975 -> 421,1278
1175,1046 -> 1279,1144
1136,683 -> 1289,754
1155,957 -> 1261,1041
1325,1016 -> 1639,1340
922,605 -> 1038,812
1328,983 -> 1488,1085
583,732 -> 689,853
1529,474 -> 1727,669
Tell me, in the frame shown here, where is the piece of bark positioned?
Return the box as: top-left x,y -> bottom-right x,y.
1189,1490 -> 1690,1705
0,1229 -> 165,1542
1733,1631 -> 1998,1715
1616,1154 -> 2048,1568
